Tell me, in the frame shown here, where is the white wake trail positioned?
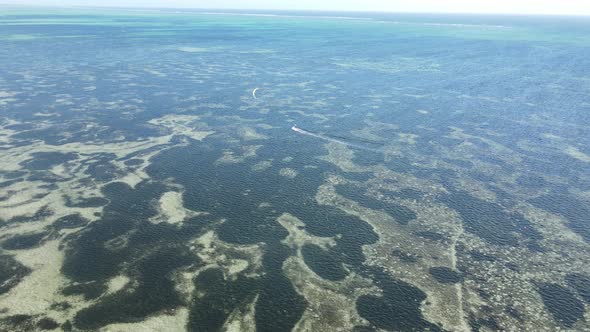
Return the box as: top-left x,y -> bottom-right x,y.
291,125 -> 381,152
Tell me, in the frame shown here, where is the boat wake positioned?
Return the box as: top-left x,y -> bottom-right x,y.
291,125 -> 382,152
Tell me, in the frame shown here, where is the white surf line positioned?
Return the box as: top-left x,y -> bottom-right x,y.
252,88 -> 261,99
291,125 -> 381,152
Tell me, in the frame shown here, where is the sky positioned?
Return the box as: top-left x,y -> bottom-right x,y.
2,0 -> 590,16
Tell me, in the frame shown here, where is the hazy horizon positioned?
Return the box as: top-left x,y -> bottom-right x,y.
2,0 -> 590,16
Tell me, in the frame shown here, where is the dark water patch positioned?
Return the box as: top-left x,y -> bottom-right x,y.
37,317 -> 60,330
5,205 -> 53,225
413,167 -> 458,188
62,181 -> 169,282
565,273 -> 590,303
505,262 -> 520,272
62,282 -> 106,300
85,159 -> 120,182
429,267 -> 463,284
440,191 -> 543,248
391,249 -> 419,263
124,158 -> 144,166
148,138 -> 372,322
65,196 -> 109,208
529,193 -> 590,242
20,206 -> 53,222
40,183 -> 58,191
333,229 -> 377,267
74,247 -> 194,330
416,231 -> 446,242
253,242 -> 306,332
385,157 -> 416,174
2,231 -> 47,250
5,123 -> 35,131
290,203 -> 379,269
466,138 -> 490,150
506,306 -> 523,321
149,144 -> 286,245
1,170 -> 27,179
33,192 -> 49,200
335,184 -> 417,225
53,214 -> 89,230
469,314 -> 500,332
217,208 -> 288,245
526,241 -> 545,253
573,178 -> 590,192
19,152 -> 77,171
486,185 -> 517,209
129,219 -> 206,247
0,314 -> 35,331
143,138 -> 381,330
62,223 -> 133,282
474,287 -> 491,301
516,174 -> 547,188
10,111 -> 160,145
515,137 -> 590,180
301,244 -> 348,281
50,302 -> 71,311
26,171 -> 66,183
342,171 -> 373,182
0,178 -> 21,188
351,149 -> 383,167
150,142 -> 311,330
469,171 -> 495,183
356,267 -> 441,331
0,255 -> 31,294
62,321 -> 73,332
536,282 -> 584,328
188,268 -> 259,331
443,158 -> 473,169
477,155 -> 515,172
2,314 -> 33,325
435,136 -> 465,149
380,188 -> 424,201
291,205 -> 379,269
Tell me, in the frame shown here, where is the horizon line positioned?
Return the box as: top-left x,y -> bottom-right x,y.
1,3 -> 590,17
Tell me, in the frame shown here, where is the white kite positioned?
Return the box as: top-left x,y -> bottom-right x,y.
252,88 -> 261,99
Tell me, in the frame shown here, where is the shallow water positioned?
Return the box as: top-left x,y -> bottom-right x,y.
0,6 -> 590,331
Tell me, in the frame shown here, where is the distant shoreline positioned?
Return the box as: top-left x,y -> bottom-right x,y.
1,3 -> 590,18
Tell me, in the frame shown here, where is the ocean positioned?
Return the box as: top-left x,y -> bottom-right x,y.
0,6 -> 589,331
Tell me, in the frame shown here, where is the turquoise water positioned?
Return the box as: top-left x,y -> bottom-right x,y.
0,6 -> 589,331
